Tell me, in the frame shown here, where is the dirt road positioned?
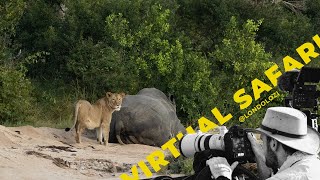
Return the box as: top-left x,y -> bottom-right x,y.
0,125 -> 165,180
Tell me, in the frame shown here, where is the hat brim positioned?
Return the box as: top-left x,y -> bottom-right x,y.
256,126 -> 320,155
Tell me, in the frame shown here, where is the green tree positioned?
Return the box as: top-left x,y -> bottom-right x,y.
105,3 -> 216,123
210,16 -> 274,127
66,38 -> 133,99
0,0 -> 25,62
15,0 -> 69,78
253,3 -> 314,58
0,0 -> 34,124
305,0 -> 320,32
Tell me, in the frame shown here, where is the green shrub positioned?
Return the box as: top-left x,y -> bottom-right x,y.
0,67 -> 34,125
159,155 -> 194,176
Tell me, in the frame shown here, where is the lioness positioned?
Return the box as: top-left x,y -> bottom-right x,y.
65,92 -> 125,145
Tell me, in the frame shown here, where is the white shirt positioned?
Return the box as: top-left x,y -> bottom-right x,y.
267,151 -> 320,180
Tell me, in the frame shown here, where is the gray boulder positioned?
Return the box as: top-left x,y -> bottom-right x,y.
108,88 -> 185,147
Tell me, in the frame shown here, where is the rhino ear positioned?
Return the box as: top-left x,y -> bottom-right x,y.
106,92 -> 112,97
168,94 -> 175,104
168,93 -> 176,111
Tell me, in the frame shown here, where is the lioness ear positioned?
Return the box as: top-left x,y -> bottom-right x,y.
106,92 -> 112,97
120,92 -> 126,98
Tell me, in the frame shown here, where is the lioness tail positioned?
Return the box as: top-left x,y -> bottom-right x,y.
65,101 -> 80,132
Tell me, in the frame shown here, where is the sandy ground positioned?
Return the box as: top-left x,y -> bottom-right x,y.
0,125 -> 168,180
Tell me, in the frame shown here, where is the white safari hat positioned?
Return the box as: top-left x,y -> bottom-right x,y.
256,107 -> 320,155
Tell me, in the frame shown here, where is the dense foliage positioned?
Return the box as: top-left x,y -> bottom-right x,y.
1,0 -> 319,127
0,0 -> 34,124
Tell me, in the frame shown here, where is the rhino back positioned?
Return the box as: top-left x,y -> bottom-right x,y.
137,88 -> 167,100
137,88 -> 176,111
117,95 -> 172,128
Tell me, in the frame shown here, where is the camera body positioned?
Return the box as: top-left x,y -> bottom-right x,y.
179,125 -> 254,164
224,125 -> 255,163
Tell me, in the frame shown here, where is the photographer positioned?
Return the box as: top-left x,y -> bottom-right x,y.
206,107 -> 320,180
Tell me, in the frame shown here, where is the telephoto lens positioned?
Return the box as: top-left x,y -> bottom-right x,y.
179,126 -> 228,157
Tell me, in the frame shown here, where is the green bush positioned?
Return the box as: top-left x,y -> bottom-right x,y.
168,157 -> 194,175
159,155 -> 194,176
209,16 -> 274,127
0,67 -> 34,125
67,38 -> 134,98
30,79 -> 75,128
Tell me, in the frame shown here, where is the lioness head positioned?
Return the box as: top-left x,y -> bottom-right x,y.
106,92 -> 126,111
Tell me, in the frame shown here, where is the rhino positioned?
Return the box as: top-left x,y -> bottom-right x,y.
108,88 -> 186,147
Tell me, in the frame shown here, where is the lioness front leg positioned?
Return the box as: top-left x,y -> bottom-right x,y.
101,123 -> 110,146
96,126 -> 103,145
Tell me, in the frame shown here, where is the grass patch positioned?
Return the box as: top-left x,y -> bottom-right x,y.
30,79 -> 77,128
2,79 -> 79,128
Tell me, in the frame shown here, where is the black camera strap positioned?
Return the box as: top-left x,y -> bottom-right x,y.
261,125 -> 305,138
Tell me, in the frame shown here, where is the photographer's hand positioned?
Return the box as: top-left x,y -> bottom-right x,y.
206,157 -> 239,180
247,133 -> 272,180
